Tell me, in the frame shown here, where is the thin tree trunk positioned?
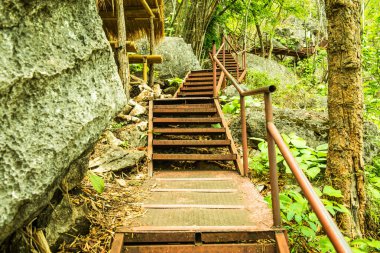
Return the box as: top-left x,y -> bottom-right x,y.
325,0 -> 365,238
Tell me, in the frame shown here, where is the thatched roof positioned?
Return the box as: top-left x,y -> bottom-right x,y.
97,0 -> 164,43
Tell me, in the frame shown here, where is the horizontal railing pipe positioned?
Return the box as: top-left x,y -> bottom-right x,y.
241,85 -> 276,97
267,122 -> 352,253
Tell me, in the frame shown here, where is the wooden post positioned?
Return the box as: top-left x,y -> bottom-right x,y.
148,16 -> 155,86
116,0 -> 130,100
212,41 -> 217,97
143,57 -> 148,82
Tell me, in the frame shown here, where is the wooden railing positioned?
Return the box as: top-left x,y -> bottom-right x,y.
211,38 -> 352,253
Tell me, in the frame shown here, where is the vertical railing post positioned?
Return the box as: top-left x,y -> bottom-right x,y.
212,41 -> 217,97
264,92 -> 281,227
222,36 -> 226,67
240,95 -> 249,176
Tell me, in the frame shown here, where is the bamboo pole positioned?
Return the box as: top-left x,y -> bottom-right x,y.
116,0 -> 130,100
148,16 -> 155,86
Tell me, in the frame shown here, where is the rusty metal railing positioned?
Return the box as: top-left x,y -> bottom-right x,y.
211,39 -> 352,252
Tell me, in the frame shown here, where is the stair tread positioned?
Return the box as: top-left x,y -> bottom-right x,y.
152,154 -> 237,160
153,108 -> 217,113
181,86 -> 213,91
154,104 -> 215,109
153,128 -> 226,134
153,117 -> 222,123
178,91 -> 214,96
153,140 -> 231,146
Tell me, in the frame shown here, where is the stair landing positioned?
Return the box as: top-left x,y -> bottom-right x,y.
111,170 -> 278,252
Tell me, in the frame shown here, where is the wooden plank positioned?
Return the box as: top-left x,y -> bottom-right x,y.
153,117 -> 222,123
153,108 -> 216,113
180,86 -> 214,91
152,154 -> 236,160
128,54 -> 163,64
153,140 -> 230,146
124,243 -> 276,253
155,177 -> 233,181
151,188 -> 237,193
110,233 -> 124,253
147,101 -> 153,177
153,128 -> 226,134
275,232 -> 290,253
184,82 -> 214,86
154,104 -> 214,109
124,232 -> 195,243
186,77 -> 214,81
118,226 -> 284,232
177,91 -> 214,96
142,204 -> 245,209
214,99 -> 244,175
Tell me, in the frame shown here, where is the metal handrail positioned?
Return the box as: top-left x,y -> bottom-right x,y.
211,38 -> 352,252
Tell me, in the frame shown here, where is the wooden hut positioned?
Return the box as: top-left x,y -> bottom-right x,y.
97,0 -> 165,98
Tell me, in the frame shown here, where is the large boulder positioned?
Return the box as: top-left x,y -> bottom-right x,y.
0,0 -> 126,243
137,37 -> 201,79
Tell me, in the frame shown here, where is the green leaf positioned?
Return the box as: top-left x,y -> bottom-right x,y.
323,186 -> 343,198
211,123 -> 221,128
316,143 -> 328,151
306,167 -> 321,179
299,225 -> 316,238
281,133 -> 291,145
366,239 -> 380,249
88,171 -> 105,194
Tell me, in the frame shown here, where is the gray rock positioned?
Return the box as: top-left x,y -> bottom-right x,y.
115,124 -> 148,148
90,147 -> 145,173
153,84 -> 162,98
0,0 -> 125,243
134,89 -> 154,103
137,121 -> 148,132
228,107 -> 380,164
45,197 -> 90,250
137,37 -> 201,79
130,103 -> 147,116
163,86 -> 178,95
121,104 -> 133,115
62,149 -> 91,192
104,130 -> 123,147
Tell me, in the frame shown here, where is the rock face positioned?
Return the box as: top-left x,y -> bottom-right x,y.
228,107 -> 380,164
137,37 -> 201,79
0,0 -> 126,243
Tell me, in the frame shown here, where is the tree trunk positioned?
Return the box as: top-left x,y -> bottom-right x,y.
325,0 -> 365,238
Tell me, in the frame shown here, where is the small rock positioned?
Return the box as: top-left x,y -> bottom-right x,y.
116,124 -> 148,148
116,114 -> 141,123
128,99 -> 138,107
137,121 -> 148,131
160,94 -> 173,98
130,103 -> 147,116
153,84 -> 162,98
104,130 -> 123,147
139,83 -> 153,92
163,86 -> 178,95
91,147 -> 146,172
121,104 -> 133,115
134,89 -> 154,102
115,178 -> 127,187
45,197 -> 90,250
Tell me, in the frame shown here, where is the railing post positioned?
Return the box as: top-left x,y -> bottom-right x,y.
222,36 -> 226,67
212,41 -> 217,97
264,92 -> 281,227
240,95 -> 249,176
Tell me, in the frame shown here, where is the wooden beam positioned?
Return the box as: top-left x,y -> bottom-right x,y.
116,0 -> 130,100
138,0 -> 155,17
128,54 -> 162,64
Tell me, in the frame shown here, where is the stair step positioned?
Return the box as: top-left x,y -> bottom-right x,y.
153,140 -> 231,146
153,128 -> 226,134
152,154 -> 237,160
154,104 -> 215,109
177,91 -> 214,97
153,108 -> 217,114
184,82 -> 213,86
153,117 -> 222,123
186,77 -> 214,81
181,86 -> 213,91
